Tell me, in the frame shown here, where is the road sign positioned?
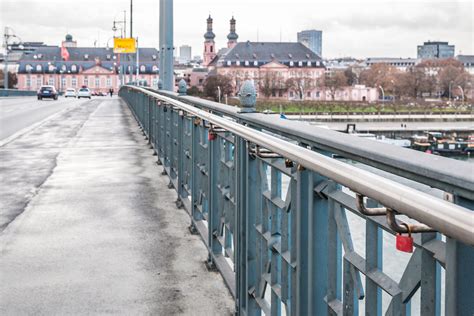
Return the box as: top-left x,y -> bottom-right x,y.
114,38 -> 136,53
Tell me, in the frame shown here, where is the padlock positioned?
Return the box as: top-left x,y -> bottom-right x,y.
208,131 -> 217,141
396,224 -> 413,253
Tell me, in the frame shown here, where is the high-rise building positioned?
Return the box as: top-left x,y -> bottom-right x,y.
297,30 -> 322,58
179,45 -> 192,64
417,41 -> 455,59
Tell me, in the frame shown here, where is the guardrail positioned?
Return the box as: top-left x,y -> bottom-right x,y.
120,85 -> 474,316
0,89 -> 38,97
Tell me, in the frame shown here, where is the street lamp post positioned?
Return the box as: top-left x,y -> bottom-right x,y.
449,81 -> 453,105
457,85 -> 464,106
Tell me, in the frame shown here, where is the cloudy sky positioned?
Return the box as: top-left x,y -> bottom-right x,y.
1,0 -> 472,58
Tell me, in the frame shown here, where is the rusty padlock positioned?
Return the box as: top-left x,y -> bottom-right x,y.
396,223 -> 413,253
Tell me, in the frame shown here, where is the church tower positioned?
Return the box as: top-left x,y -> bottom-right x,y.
203,15 -> 216,67
227,16 -> 238,49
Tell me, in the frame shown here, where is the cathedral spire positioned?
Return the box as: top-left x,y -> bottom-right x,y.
227,16 -> 238,49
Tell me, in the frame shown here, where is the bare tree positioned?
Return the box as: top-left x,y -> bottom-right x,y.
323,71 -> 348,100
203,75 -> 234,101
285,75 -> 317,100
259,71 -> 286,98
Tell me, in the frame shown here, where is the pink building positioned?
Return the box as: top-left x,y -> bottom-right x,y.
16,34 -> 160,93
208,41 -> 326,99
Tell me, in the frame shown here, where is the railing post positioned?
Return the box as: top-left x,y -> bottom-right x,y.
176,109 -> 184,206
207,125 -> 221,261
296,167 -> 310,315
236,135 -> 247,315
365,199 -> 383,316
244,144 -> 261,315
445,196 -> 474,315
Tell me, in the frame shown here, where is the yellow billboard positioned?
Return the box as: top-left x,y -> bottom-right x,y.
114,38 -> 136,53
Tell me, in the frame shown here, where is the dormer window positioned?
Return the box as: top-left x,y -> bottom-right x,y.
71,64 -> 77,72
61,65 -> 67,71
253,61 -> 258,66
316,61 -> 320,66
307,61 -> 312,66
84,54 -> 89,60
227,60 -> 232,66
289,61 -> 294,67
106,54 -> 111,60
152,54 -> 157,60
298,61 -> 303,67
236,60 -> 241,66
48,65 -> 55,72
152,65 -> 158,72
37,54 -> 43,59
140,65 -> 146,72
36,64 -> 42,72
33,55 -> 37,59
26,64 -> 33,72
244,60 -> 249,66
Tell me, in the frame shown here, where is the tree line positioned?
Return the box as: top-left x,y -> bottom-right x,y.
195,58 -> 472,102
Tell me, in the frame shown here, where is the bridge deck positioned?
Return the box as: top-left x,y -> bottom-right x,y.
0,97 -> 233,314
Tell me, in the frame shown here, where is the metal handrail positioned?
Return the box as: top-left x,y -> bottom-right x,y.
156,89 -> 474,200
123,86 -> 474,246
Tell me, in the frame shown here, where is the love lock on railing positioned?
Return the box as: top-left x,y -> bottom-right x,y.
356,194 -> 436,253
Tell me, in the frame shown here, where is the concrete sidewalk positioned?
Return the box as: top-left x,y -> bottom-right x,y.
0,97 -> 234,315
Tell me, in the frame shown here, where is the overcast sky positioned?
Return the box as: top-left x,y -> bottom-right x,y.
1,0 -> 472,59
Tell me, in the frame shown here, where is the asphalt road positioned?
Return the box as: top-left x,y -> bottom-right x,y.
0,96 -> 93,141
0,97 -> 233,314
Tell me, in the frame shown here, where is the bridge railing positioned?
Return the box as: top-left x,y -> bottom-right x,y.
119,85 -> 473,316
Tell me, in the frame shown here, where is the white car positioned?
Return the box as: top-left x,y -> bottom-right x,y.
77,87 -> 92,99
64,88 -> 77,98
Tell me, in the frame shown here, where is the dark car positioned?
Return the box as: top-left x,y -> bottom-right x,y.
37,85 -> 58,100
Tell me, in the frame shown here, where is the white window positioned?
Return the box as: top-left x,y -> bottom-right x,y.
152,65 -> 158,72
245,60 -> 249,66
61,65 -> 67,72
236,60 -> 240,66
36,64 -> 42,72
140,65 -> 146,73
71,64 -> 77,72
316,61 -> 320,66
254,61 -> 258,66
307,61 -> 312,66
48,64 -> 55,72
48,77 -> 55,86
26,64 -> 33,72
298,61 -> 303,66
71,76 -> 77,87
106,77 -> 111,87
95,77 -> 100,88
227,60 -> 232,66
289,61 -> 294,67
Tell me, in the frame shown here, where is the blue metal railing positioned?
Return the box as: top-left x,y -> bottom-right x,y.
119,85 -> 474,316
